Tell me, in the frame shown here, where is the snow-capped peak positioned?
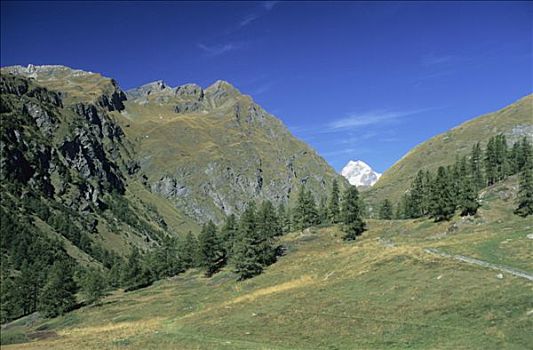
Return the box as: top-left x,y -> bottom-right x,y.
341,160 -> 382,187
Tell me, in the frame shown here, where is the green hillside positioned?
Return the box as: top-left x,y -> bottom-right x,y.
365,94 -> 533,210
2,177 -> 532,349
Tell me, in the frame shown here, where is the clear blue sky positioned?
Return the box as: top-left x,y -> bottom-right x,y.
2,1 -> 532,173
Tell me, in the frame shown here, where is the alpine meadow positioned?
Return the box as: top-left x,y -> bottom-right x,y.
1,2 -> 532,349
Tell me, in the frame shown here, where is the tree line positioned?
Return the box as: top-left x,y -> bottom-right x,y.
378,135 -> 533,221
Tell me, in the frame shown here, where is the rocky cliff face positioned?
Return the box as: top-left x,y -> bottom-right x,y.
0,68 -> 182,266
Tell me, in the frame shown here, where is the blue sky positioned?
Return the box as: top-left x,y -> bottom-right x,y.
2,1 -> 532,173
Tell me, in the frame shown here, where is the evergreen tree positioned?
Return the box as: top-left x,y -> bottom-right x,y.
327,179 -> 341,223
429,166 -> 456,221
38,260 -> 77,317
277,202 -> 290,234
121,247 -> 153,290
80,267 -> 107,305
220,214 -> 239,256
408,170 -> 426,218
515,158 -> 533,217
233,202 -> 264,279
485,137 -> 497,186
148,236 -> 183,279
378,199 -> 394,220
318,196 -> 328,224
519,137 -> 532,172
14,262 -> 40,316
255,200 -> 280,265
341,186 -> 366,240
470,142 -> 485,192
293,185 -> 319,230
458,173 -> 479,216
180,231 -> 200,269
197,221 -> 226,277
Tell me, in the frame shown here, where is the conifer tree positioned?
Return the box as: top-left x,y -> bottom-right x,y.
198,221 -> 226,277
80,267 -> 107,305
429,166 -> 456,221
379,199 -> 394,220
255,200 -> 279,265
220,214 -> 239,255
485,137 -> 497,186
318,196 -> 328,224
277,202 -> 290,234
470,142 -> 485,191
233,202 -> 264,279
327,179 -> 341,223
341,185 -> 366,240
180,231 -> 200,269
39,260 -> 77,317
293,185 -> 319,230
15,262 -> 40,315
458,173 -> 479,216
515,158 -> 533,217
409,170 -> 426,218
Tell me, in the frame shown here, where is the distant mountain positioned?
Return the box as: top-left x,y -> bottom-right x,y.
341,160 -> 381,187
365,94 -> 533,210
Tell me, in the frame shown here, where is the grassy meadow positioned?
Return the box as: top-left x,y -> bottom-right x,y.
2,178 -> 532,349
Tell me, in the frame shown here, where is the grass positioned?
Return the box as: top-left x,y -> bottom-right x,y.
2,179 -> 532,349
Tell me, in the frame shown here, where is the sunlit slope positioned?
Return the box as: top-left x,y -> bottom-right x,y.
4,177 -> 532,349
115,81 -> 344,224
365,94 -> 533,209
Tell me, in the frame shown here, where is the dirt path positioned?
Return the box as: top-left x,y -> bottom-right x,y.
424,248 -> 533,282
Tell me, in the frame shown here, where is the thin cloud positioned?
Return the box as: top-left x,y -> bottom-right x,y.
327,109 -> 424,131
421,53 -> 453,66
262,1 -> 279,11
197,42 -> 240,56
239,1 -> 278,28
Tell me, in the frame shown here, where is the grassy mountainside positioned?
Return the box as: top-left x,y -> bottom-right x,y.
118,80 -> 344,223
3,177 -> 531,349
365,94 -> 533,210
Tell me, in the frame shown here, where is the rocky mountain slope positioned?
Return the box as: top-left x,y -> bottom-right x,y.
119,78 -> 343,223
364,94 -> 533,210
341,160 -> 381,187
0,64 -> 344,266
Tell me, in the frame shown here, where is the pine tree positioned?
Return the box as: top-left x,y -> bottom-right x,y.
80,267 -> 107,305
470,142 -> 485,192
293,185 -> 319,230
409,170 -> 426,218
121,247 -> 154,290
515,158 -> 533,217
197,221 -> 226,277
14,262 -> 40,316
180,231 -> 200,269
38,260 -> 77,317
318,196 -> 328,224
327,179 -> 341,223
233,202 -> 263,279
341,186 -> 366,240
220,214 -> 238,255
378,199 -> 394,220
277,202 -> 290,234
429,166 -> 456,221
458,173 -> 479,216
485,137 -> 497,186
255,200 -> 279,266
